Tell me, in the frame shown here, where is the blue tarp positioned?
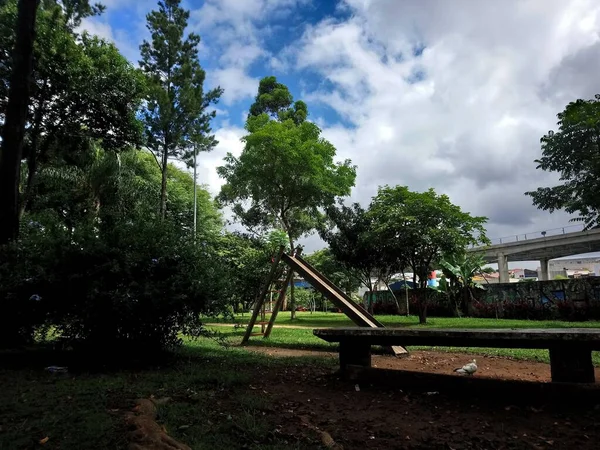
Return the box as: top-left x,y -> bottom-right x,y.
294,280 -> 313,289
389,280 -> 416,290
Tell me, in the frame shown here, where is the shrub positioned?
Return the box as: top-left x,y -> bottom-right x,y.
0,217 -> 229,354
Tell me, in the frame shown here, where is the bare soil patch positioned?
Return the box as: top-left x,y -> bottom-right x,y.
245,346 -> 600,383
244,346 -> 600,449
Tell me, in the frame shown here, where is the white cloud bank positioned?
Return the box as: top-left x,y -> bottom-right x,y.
286,0 -> 600,256
81,0 -> 600,265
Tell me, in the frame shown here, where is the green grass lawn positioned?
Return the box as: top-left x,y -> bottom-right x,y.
205,312 -> 600,366
207,311 -> 600,330
0,339 -> 334,450
208,326 -> 600,366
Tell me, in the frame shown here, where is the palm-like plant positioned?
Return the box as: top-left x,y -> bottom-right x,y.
438,252 -> 488,316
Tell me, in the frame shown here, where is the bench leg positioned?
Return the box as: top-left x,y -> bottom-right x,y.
549,346 -> 595,383
339,339 -> 371,372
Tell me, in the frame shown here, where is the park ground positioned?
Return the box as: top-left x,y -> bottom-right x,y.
1,313 -> 600,449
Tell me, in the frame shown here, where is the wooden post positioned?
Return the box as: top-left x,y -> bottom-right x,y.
549,346 -> 595,383
264,248 -> 303,338
241,246 -> 285,345
339,339 -> 371,372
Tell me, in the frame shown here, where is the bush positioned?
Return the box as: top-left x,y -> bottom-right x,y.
0,217 -> 229,354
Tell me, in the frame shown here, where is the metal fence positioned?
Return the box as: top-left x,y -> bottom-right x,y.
470,224 -> 586,248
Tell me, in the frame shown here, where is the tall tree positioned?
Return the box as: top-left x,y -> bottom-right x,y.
0,0 -> 38,245
320,201 -> 405,313
368,186 -> 488,323
0,0 -> 135,244
139,0 -> 222,219
217,76 -> 356,318
525,95 -> 600,229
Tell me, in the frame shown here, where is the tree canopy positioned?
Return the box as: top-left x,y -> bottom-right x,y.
369,185 -> 489,288
139,0 -> 222,218
304,247 -> 361,295
320,201 -> 393,295
217,77 -> 356,247
525,95 -> 600,229
217,76 -> 356,317
0,0 -> 145,241
0,0 -> 229,352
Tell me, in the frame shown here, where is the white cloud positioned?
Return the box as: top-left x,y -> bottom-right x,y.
78,1 -> 151,64
189,0 -> 310,103
195,126 -> 246,197
290,0 -> 600,256
209,67 -> 259,106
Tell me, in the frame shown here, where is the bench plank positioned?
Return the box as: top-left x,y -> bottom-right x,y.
314,328 -> 600,383
314,328 -> 600,350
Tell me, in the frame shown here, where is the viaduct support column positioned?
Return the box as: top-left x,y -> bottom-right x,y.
540,257 -> 549,281
498,253 -> 509,283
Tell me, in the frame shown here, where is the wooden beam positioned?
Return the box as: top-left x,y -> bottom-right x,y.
241,246 -> 285,345
264,248 -> 302,338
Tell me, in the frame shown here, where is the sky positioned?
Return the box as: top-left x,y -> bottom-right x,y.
80,0 -> 600,268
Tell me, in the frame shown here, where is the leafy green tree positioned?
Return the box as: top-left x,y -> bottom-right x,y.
320,201 -> 403,313
369,186 -> 488,323
217,77 -> 356,318
0,0 -> 144,243
304,248 -> 361,295
0,0 -> 108,245
525,95 -> 600,229
2,147 -> 226,351
249,75 -> 307,124
215,231 -> 288,313
139,0 -> 222,219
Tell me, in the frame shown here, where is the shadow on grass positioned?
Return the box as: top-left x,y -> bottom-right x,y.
0,337 -> 334,450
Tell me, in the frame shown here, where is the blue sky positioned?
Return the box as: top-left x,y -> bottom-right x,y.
84,0 -> 353,131
82,0 -> 600,265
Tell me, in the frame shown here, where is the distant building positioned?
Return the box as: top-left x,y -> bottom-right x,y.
510,268 -> 538,279
543,255 -> 600,279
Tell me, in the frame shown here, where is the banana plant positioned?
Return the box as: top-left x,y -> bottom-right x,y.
438,252 -> 488,316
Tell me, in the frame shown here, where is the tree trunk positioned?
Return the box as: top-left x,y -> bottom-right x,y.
0,0 -> 39,245
159,147 -> 168,219
19,150 -> 37,220
417,269 -> 428,324
19,80 -> 48,220
401,269 -> 410,316
288,235 -> 296,320
418,298 -> 428,324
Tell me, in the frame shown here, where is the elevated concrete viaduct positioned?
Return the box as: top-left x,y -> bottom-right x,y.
467,228 -> 600,283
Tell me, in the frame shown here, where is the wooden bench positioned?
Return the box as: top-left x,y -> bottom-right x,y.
313,327 -> 600,383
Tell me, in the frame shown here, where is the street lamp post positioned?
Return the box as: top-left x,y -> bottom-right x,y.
193,143 -> 197,244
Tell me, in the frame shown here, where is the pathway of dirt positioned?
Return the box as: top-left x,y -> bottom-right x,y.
244,346 -> 600,383
243,347 -> 600,449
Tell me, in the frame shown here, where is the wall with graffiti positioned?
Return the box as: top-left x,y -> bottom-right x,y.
471,278 -> 600,321
380,278 -> 600,320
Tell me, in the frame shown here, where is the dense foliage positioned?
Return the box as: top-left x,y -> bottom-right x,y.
322,187 -> 488,322
0,0 -> 232,353
217,76 -> 356,317
139,0 -> 222,219
0,150 -> 228,351
526,95 -> 600,229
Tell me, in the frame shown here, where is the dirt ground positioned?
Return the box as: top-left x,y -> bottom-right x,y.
245,347 -> 600,449
246,346 -> 600,383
